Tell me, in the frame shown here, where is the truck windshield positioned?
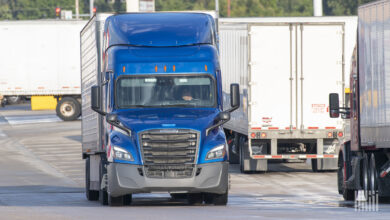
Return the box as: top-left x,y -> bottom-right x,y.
116,75 -> 216,108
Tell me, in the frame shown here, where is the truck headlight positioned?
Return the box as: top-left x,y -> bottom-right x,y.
206,144 -> 226,160
113,146 -> 134,161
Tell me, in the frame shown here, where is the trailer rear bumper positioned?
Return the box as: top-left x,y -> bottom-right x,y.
107,162 -> 229,197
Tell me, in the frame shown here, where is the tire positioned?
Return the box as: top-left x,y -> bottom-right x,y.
338,156 -> 354,201
56,97 -> 81,121
85,157 -> 99,201
187,193 -> 203,205
204,191 -> 228,206
311,159 -> 318,172
7,96 -> 21,105
99,160 -> 108,205
362,153 -> 370,201
228,133 -> 240,164
108,194 -> 124,206
369,153 -> 378,202
239,136 -> 246,173
170,193 -> 187,200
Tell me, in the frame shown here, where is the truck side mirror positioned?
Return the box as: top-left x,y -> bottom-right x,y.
329,93 -> 340,118
229,83 -> 240,112
218,111 -> 230,121
91,86 -> 106,115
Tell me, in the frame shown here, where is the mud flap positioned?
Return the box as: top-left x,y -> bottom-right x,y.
314,158 -> 338,171
240,140 -> 268,172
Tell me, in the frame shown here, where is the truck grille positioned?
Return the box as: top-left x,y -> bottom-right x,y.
139,129 -> 199,178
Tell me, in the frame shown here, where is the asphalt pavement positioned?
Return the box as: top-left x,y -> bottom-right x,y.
0,104 -> 389,220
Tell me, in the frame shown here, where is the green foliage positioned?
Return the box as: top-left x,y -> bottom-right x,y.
323,0 -> 376,16
0,0 -> 383,20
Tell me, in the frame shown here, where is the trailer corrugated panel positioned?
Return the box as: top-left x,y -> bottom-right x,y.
81,14 -> 111,154
0,20 -> 86,95
358,0 -> 390,148
220,23 -> 249,135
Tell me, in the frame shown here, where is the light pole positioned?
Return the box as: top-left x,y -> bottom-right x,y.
75,0 -> 79,19
90,0 -> 94,18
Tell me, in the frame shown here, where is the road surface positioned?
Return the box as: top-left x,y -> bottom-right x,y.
0,104 -> 389,219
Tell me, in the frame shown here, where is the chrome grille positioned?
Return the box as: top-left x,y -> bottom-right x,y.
139,129 -> 199,178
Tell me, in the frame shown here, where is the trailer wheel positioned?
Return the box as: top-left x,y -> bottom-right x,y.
56,97 -> 81,121
338,155 -> 354,201
99,160 -> 108,205
204,191 -> 228,206
311,159 -> 318,172
85,157 -> 99,201
362,153 -> 370,201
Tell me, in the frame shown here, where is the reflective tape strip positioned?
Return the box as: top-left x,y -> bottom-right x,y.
253,154 -> 338,159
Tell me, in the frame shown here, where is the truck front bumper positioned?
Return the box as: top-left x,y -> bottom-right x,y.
107,162 -> 229,197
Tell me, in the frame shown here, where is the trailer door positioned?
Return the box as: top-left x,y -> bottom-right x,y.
248,23 -> 344,131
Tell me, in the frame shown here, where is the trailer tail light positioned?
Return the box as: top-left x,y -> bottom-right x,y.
250,132 -> 256,138
261,132 -> 267,138
338,132 -> 343,137
327,132 -> 333,138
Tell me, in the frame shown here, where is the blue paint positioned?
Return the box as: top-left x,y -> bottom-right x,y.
102,13 -> 227,166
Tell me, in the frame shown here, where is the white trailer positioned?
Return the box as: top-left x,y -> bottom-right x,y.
0,20 -> 87,120
219,17 -> 357,172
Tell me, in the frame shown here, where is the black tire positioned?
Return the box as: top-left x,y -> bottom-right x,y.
228,133 -> 240,164
56,97 -> 81,121
204,191 -> 228,206
170,193 -> 187,200
123,194 -> 132,205
99,160 -> 108,205
108,194 -> 124,206
7,96 -> 22,105
311,159 -> 319,172
338,155 -> 355,201
187,193 -> 203,205
362,153 -> 370,201
239,136 -> 246,173
369,153 -> 378,202
85,157 -> 99,201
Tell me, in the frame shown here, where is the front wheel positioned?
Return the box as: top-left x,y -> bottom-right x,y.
56,97 -> 81,121
85,157 -> 99,201
204,191 -> 228,206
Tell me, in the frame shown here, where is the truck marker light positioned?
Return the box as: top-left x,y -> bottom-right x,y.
261,133 -> 267,138
251,132 -> 256,138
338,132 -> 343,137
327,132 -> 333,138
173,65 -> 176,72
164,65 -> 167,72
123,66 -> 126,73
155,65 -> 158,72
205,65 -> 208,71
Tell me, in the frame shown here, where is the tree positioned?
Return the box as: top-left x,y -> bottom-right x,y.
323,0 -> 377,16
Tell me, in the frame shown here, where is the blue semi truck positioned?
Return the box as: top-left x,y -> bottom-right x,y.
80,13 -> 239,206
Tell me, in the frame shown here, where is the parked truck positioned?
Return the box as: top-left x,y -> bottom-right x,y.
0,20 -> 86,120
80,13 -> 240,206
329,0 -> 390,201
219,17 -> 358,172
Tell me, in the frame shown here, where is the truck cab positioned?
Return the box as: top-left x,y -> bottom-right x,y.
82,13 -> 239,206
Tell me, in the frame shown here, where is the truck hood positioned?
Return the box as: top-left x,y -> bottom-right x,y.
116,108 -> 219,134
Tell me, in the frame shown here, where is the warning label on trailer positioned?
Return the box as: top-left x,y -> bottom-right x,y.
312,104 -> 326,113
